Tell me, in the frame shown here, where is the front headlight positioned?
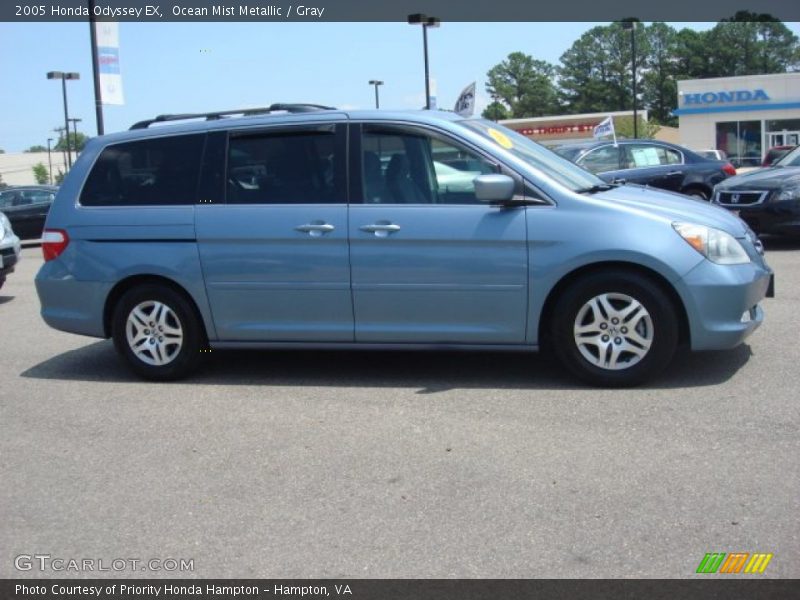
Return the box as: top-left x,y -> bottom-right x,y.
776,184 -> 800,202
673,222 -> 751,265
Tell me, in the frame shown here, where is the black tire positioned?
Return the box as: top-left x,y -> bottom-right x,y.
111,284 -> 205,381
551,270 -> 679,387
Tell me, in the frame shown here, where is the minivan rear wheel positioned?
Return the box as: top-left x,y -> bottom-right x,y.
551,271 -> 679,387
112,284 -> 204,381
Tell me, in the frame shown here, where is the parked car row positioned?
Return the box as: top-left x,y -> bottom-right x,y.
712,145 -> 800,237
553,139 -> 800,238
553,139 -> 736,200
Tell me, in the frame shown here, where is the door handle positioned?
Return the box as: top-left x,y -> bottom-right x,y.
360,223 -> 401,237
295,222 -> 335,237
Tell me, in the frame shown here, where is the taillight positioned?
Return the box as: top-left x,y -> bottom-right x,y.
722,163 -> 737,176
42,229 -> 69,261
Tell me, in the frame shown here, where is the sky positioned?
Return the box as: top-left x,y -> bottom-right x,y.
1,20 -> 798,152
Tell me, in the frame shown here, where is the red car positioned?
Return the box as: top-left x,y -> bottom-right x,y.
762,145 -> 797,167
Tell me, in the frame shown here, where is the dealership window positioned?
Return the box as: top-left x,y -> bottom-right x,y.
765,119 -> 800,148
716,121 -> 762,167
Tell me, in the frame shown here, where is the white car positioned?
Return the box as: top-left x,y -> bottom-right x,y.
0,211 -> 22,291
433,161 -> 482,193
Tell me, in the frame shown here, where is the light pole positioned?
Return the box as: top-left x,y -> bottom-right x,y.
88,0 -> 105,135
53,127 -> 67,171
46,138 -> 54,185
368,80 -> 384,109
68,118 -> 82,157
407,13 -> 440,110
47,71 -> 80,168
621,21 -> 638,138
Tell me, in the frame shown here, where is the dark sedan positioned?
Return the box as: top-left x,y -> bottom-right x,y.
0,185 -> 58,239
555,140 -> 736,200
713,145 -> 800,236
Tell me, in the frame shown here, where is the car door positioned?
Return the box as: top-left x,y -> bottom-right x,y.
195,123 -> 354,342
348,123 -> 528,344
619,143 -> 685,192
14,190 -> 55,239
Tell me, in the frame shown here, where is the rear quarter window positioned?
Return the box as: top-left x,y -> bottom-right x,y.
80,134 -> 205,206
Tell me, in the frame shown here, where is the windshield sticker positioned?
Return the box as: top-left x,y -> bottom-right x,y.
487,128 -> 514,149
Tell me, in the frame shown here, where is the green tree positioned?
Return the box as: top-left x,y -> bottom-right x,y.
485,52 -> 560,118
558,22 -> 648,115
615,116 -> 661,139
25,145 -> 48,153
481,101 -> 511,121
673,28 -> 714,79
54,132 -> 89,153
641,23 -> 679,126
674,15 -> 800,79
710,14 -> 800,76
32,163 -> 49,184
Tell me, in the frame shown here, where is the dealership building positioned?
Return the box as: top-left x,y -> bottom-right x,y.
675,72 -> 800,166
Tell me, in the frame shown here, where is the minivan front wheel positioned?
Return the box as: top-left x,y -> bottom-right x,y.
112,284 -> 204,380
551,271 -> 679,387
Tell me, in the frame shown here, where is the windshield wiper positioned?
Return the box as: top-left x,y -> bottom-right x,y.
575,183 -> 616,194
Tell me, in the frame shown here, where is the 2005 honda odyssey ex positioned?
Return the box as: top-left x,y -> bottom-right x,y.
35,105 -> 774,386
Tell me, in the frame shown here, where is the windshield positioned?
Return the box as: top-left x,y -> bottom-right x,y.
774,146 -> 800,167
456,118 -> 605,192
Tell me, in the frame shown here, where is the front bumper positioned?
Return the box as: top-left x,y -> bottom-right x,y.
677,259 -> 772,351
717,194 -> 800,236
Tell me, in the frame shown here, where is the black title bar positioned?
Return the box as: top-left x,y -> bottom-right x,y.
3,0 -> 800,22
3,579 -> 800,600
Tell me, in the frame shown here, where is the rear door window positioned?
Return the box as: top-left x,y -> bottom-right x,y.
225,126 -> 343,204
80,134 -> 205,206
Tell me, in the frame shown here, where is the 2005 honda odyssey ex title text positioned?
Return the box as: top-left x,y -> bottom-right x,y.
35,105 -> 774,386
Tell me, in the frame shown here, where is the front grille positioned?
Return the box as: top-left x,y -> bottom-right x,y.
715,190 -> 769,207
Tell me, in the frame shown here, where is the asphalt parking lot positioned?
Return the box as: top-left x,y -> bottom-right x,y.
1,242 -> 798,578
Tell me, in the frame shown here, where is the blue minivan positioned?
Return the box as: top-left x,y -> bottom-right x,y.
35,106 -> 773,386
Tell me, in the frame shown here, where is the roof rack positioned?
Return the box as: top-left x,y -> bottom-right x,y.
129,103 -> 336,130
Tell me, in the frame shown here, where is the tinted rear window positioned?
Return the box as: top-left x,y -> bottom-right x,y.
80,134 -> 205,206
226,129 -> 342,204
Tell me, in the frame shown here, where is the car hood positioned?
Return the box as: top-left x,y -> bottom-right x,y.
716,166 -> 800,190
589,184 -> 748,236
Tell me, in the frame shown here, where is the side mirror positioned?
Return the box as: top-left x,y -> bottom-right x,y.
474,174 -> 515,203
